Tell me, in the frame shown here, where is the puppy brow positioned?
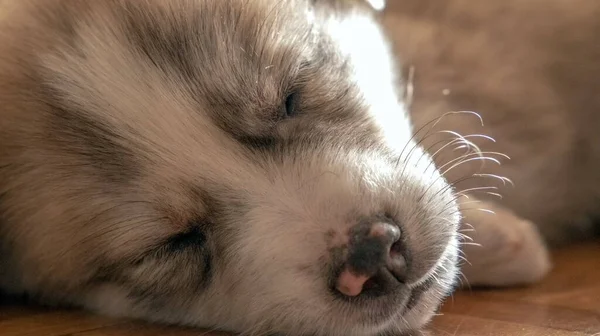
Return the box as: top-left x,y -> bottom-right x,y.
120,6 -> 199,85
42,91 -> 139,184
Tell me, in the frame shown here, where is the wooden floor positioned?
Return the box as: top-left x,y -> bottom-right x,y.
1,242 -> 599,336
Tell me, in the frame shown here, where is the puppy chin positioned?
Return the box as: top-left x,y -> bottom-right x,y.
403,251 -> 460,332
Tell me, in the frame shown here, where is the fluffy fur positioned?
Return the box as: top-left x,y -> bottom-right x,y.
1,0 -> 597,334
0,0 -> 460,335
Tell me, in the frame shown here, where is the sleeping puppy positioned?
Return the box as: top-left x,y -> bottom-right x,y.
0,0 -> 460,335
0,0 -> 596,335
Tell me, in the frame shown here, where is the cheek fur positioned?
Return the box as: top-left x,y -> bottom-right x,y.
0,1 -> 462,335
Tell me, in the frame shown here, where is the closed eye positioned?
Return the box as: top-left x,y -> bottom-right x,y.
282,91 -> 300,118
165,226 -> 207,253
131,224 -> 209,266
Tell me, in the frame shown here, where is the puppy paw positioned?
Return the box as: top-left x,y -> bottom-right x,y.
457,197 -> 552,287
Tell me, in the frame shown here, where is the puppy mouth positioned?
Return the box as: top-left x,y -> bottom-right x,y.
323,258 -> 451,328
328,267 -> 436,304
404,277 -> 436,312
328,266 -> 406,302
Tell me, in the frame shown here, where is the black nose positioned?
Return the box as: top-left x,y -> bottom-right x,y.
335,221 -> 408,297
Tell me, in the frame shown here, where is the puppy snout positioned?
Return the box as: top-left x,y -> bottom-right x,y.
334,221 -> 408,298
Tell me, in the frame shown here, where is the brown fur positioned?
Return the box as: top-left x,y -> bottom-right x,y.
0,1 -> 460,335
381,0 -> 600,286
385,0 -> 600,242
2,0 -> 596,334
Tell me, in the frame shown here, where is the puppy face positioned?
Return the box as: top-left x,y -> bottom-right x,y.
0,0 -> 460,335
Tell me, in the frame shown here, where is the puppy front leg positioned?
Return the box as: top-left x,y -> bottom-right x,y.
457,196 -> 552,287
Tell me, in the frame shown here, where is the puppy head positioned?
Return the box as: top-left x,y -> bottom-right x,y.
0,0 -> 460,335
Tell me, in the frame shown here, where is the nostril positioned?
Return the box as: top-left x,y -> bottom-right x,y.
387,251 -> 408,283
391,240 -> 404,255
334,220 -> 408,298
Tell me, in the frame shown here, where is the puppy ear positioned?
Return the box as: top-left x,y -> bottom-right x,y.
365,0 -> 386,11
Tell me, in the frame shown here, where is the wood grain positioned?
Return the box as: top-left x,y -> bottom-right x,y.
2,242 -> 598,336
430,243 -> 600,336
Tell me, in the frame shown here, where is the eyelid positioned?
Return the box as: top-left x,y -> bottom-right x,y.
283,91 -> 299,118
164,226 -> 207,253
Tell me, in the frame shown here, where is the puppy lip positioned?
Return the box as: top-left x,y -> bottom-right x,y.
335,269 -> 370,297
328,266 -> 407,302
334,260 -> 406,298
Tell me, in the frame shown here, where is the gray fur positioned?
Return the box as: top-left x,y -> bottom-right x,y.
0,1 -> 460,335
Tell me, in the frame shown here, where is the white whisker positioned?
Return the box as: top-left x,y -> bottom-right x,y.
458,186 -> 499,193
441,156 -> 501,176
459,242 -> 482,247
472,173 -> 514,187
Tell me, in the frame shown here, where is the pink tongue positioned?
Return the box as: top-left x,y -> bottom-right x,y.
336,268 -> 370,297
